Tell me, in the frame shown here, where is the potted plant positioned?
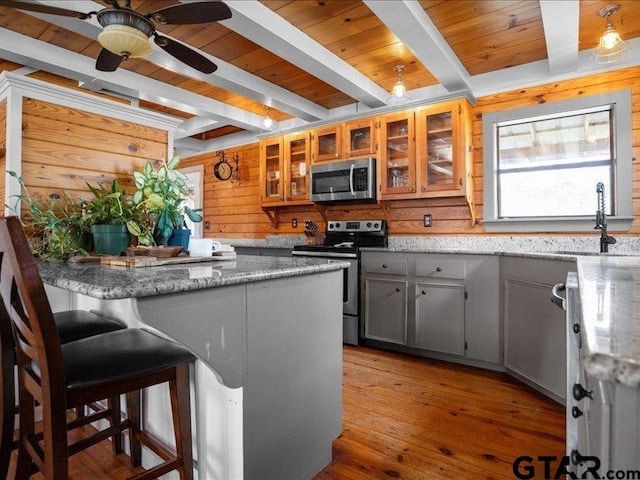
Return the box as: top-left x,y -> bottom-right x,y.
6,171 -> 91,259
83,179 -> 147,255
132,156 -> 202,251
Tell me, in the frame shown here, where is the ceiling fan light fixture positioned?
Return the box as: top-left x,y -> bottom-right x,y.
98,24 -> 153,58
97,8 -> 154,59
387,64 -> 411,106
592,4 -> 630,64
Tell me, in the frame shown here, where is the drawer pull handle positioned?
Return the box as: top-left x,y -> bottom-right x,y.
395,287 -> 401,292
572,383 -> 593,401
571,406 -> 583,418
436,267 -> 442,272
382,264 -> 388,268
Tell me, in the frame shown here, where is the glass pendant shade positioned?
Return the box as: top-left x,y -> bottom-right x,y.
592,4 -> 629,64
98,24 -> 153,58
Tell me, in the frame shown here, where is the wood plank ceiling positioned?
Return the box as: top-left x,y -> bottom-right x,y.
0,0 -> 639,150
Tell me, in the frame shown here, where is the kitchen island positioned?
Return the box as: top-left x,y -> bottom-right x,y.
41,255 -> 348,480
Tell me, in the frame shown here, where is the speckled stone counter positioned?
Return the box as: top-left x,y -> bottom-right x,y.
577,256 -> 640,388
39,254 -> 349,300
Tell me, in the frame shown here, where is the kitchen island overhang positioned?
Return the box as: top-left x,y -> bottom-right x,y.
41,255 -> 349,480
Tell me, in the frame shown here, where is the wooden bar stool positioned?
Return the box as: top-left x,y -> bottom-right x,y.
0,216 -> 196,480
1,308 -> 128,478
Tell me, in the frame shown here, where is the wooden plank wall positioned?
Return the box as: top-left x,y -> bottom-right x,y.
184,65 -> 640,239
18,98 -> 168,214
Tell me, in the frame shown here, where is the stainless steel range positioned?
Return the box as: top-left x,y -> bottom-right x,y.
292,220 -> 388,345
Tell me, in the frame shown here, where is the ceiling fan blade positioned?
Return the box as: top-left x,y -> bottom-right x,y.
148,1 -> 231,25
2,0 -> 92,19
96,48 -> 124,72
154,36 -> 217,74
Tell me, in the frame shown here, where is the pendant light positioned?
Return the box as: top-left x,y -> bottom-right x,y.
387,65 -> 411,106
262,106 -> 278,132
592,4 -> 629,64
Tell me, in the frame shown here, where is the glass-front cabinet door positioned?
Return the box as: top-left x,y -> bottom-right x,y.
379,111 -> 415,196
415,100 -> 466,196
312,125 -> 341,162
260,138 -> 284,204
284,132 -> 311,203
345,118 -> 377,158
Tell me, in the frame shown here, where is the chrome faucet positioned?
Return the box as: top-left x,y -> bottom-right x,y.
595,182 -> 616,253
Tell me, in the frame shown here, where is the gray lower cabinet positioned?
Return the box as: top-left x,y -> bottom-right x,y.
362,252 -> 500,368
502,257 -> 576,403
364,277 -> 408,344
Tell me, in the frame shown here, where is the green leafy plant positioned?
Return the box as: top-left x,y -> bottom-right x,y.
5,171 -> 90,259
83,179 -> 146,232
132,156 -> 202,245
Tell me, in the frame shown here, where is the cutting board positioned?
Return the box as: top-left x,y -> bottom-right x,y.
69,252 -> 236,268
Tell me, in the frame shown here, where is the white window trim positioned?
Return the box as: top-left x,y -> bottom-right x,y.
482,90 -> 634,233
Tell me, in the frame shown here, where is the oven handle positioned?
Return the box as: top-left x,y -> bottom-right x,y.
349,163 -> 355,196
292,251 -> 358,259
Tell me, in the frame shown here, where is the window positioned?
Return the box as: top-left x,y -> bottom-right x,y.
483,90 -> 633,232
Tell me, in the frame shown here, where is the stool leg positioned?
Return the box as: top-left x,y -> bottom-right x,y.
14,385 -> 34,480
109,395 -> 123,455
170,363 -> 194,480
126,390 -> 142,467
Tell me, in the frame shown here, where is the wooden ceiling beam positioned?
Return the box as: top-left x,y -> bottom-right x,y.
19,0 -> 328,122
364,0 -> 471,93
540,0 -> 579,75
222,0 -> 388,108
0,28 -> 268,131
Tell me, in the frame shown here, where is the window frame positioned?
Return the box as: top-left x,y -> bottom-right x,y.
482,90 -> 633,232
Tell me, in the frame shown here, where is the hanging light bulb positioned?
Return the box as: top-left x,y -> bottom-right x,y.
262,106 -> 278,131
592,4 -> 629,64
387,65 -> 411,106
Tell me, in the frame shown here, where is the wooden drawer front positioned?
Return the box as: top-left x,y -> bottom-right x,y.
363,258 -> 408,276
416,259 -> 466,279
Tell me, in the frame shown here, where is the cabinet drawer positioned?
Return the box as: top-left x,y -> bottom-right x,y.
363,258 -> 408,276
416,259 -> 466,279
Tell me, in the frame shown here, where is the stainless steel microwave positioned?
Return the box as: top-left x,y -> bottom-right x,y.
310,157 -> 376,202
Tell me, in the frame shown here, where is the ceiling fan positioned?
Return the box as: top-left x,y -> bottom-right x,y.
3,0 -> 231,73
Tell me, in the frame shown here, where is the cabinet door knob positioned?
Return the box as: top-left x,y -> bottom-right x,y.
572,383 -> 593,401
409,187 -> 415,192
421,290 -> 426,295
436,267 -> 442,272
573,323 -> 580,334
395,287 -> 401,292
571,406 -> 583,418
421,185 -> 426,192
382,264 -> 388,268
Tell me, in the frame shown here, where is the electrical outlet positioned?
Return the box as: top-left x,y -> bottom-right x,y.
292,218 -> 298,228
424,214 -> 433,227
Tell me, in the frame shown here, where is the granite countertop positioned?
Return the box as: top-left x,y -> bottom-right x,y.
40,255 -> 349,300
577,256 -> 640,388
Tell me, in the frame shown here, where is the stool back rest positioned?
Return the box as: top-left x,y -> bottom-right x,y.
0,216 -> 66,407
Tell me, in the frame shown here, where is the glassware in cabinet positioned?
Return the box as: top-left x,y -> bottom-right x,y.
260,138 -> 284,204
379,111 -> 415,196
285,133 -> 311,202
345,118 -> 376,158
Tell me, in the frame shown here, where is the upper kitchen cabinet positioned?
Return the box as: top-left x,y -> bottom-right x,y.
415,99 -> 473,197
259,137 -> 284,205
378,111 -> 416,197
311,125 -> 342,162
344,118 -> 377,159
311,119 -> 377,162
284,132 -> 311,204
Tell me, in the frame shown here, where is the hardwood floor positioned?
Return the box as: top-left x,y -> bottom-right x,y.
7,346 -> 565,479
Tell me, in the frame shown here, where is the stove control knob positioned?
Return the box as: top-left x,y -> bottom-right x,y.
328,222 -> 334,229
366,222 -> 372,228
335,223 -> 340,228
374,222 -> 379,229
